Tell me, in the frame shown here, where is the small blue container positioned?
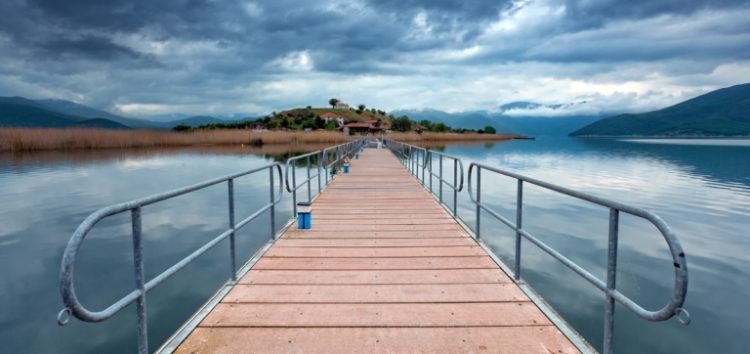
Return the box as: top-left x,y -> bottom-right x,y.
297,202 -> 312,230
343,163 -> 350,173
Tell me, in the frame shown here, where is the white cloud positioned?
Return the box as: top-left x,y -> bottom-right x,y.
242,2 -> 263,17
273,51 -> 314,72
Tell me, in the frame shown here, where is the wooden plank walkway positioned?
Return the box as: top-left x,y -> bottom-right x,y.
174,148 -> 580,354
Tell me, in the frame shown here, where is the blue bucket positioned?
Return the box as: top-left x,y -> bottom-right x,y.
297,202 -> 312,229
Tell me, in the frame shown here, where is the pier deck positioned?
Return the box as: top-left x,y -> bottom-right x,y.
173,148 -> 579,353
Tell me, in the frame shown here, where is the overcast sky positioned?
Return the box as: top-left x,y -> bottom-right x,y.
1,0 -> 749,118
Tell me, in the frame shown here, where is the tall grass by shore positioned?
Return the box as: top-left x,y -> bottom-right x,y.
0,128 -> 520,152
0,128 -> 349,152
385,131 -> 520,142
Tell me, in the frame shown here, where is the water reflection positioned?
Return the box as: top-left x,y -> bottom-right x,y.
0,145 -> 316,354
439,137 -> 750,354
1,138 -> 748,354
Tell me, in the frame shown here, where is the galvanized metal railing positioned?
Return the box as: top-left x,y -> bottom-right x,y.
383,138 -> 689,354
384,139 -> 463,216
426,150 -> 464,216
56,163 -> 283,354
285,140 -> 363,215
467,162 -> 690,354
384,139 -> 428,181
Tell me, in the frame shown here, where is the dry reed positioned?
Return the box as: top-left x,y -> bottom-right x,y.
0,128 -> 521,152
0,128 -> 349,152
385,131 -> 520,142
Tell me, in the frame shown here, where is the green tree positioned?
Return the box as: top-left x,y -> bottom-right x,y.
325,120 -> 336,131
302,118 -> 317,130
358,104 -> 366,111
172,124 -> 192,132
392,116 -> 412,132
431,122 -> 449,132
329,98 -> 339,108
483,126 -> 497,134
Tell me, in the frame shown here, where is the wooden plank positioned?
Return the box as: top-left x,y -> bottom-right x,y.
309,219 -> 458,226
283,230 -> 469,238
171,148 -> 580,354
175,327 -> 579,354
274,237 -> 476,247
264,246 -> 486,257
202,302 -> 549,327
223,283 -> 528,303
314,214 -> 450,219
254,256 -> 498,270
290,224 -> 466,231
238,269 -> 512,285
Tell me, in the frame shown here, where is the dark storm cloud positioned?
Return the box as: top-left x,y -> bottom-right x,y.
0,0 -> 749,114
36,35 -> 146,61
4,0 -> 746,70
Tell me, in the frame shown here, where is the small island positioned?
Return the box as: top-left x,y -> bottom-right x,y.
0,98 -> 523,152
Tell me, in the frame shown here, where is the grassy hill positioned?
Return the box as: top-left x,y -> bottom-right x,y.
0,97 -> 86,127
570,83 -> 750,137
34,99 -> 159,128
0,97 -> 146,129
265,107 -> 391,130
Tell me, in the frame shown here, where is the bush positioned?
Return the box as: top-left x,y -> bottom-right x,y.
431,123 -> 449,132
392,116 -> 412,132
483,126 -> 497,134
172,124 -> 192,132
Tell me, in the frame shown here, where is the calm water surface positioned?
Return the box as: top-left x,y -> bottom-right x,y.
0,139 -> 748,353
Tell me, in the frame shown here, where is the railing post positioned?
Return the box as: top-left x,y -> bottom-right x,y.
439,154 -> 443,203
475,168 -> 481,240
421,151 -> 426,185
292,165 -> 297,216
514,180 -> 523,281
604,208 -> 619,354
306,155 -> 312,203
324,150 -> 329,186
317,151 -> 322,194
228,179 -> 236,281
131,207 -> 148,354
429,154 -> 433,193
269,167 -> 276,240
453,160 -> 458,216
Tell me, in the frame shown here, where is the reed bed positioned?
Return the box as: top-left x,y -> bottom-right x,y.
0,128 -> 349,152
385,131 -> 520,142
0,128 -> 521,152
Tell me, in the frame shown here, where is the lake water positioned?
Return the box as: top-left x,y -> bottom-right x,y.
0,138 -> 748,353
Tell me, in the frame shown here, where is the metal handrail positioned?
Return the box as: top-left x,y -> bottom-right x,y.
56,163 -> 284,354
467,162 -> 690,354
382,138 -> 690,353
426,150 -> 464,216
285,140 -> 364,215
384,139 -> 463,216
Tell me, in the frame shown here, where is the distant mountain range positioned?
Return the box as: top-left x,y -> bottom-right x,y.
4,82 -> 749,137
0,97 -> 236,129
0,95 -> 603,135
571,83 -> 750,137
391,108 -> 603,136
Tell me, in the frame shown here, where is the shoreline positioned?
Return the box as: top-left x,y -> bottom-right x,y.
570,135 -> 750,139
0,128 -> 521,152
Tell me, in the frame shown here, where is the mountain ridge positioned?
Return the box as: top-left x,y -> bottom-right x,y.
570,83 -> 750,137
